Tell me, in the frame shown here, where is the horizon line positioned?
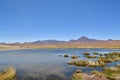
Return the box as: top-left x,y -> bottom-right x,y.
0,36 -> 119,43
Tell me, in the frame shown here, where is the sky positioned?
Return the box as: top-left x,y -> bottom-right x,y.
0,0 -> 120,42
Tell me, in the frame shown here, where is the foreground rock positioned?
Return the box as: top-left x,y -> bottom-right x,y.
0,67 -> 16,80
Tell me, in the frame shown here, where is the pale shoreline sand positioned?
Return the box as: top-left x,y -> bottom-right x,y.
0,45 -> 28,51
0,44 -> 120,51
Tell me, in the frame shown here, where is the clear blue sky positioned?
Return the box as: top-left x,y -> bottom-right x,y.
0,0 -> 120,42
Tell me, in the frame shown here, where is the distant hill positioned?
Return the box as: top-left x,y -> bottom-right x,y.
30,40 -> 66,44
69,36 -> 99,42
1,36 -> 120,45
30,36 -> 101,44
1,36 -> 120,49
13,36 -> 120,45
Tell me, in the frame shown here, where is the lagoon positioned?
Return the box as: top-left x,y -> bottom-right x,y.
0,48 -> 120,80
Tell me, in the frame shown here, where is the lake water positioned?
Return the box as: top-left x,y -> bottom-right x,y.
0,48 -> 120,80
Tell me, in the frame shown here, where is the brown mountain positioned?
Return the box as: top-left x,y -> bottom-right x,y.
31,40 -> 66,44
2,36 -> 120,49
30,36 -> 101,44
70,36 -> 99,42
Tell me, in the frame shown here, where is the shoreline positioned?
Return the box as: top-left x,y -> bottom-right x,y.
0,47 -> 120,51
0,47 -> 29,51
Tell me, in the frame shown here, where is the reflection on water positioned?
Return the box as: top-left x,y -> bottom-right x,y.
0,48 -> 120,80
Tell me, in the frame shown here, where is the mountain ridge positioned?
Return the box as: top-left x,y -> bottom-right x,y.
28,36 -> 120,44
1,36 -> 120,49
1,36 -> 120,44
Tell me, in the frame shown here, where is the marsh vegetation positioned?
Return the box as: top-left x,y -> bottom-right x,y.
66,52 -> 120,80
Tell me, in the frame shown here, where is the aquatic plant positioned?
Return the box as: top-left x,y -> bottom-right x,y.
103,66 -> 120,79
68,60 -> 88,66
88,60 -> 106,67
97,52 -> 120,63
75,70 -> 82,73
71,52 -> 120,80
0,67 -> 16,80
63,54 -> 69,57
91,70 -> 101,75
99,54 -> 103,56
72,70 -> 107,80
104,53 -> 108,56
72,70 -> 84,80
85,55 -> 97,58
71,55 -> 79,59
68,60 -> 77,65
68,60 -> 106,67
93,52 -> 99,55
84,52 -> 90,55
76,60 -> 88,66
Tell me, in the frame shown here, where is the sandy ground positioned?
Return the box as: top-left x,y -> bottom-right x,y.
0,45 -> 27,51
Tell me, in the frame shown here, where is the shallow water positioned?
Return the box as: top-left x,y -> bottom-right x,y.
0,48 -> 120,80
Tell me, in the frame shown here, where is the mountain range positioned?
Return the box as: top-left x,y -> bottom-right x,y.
29,36 -> 117,44
0,36 -> 119,44
1,36 -> 120,49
